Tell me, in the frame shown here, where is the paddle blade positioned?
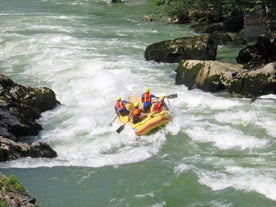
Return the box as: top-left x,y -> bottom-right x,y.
116,124 -> 125,133
109,116 -> 117,126
166,94 -> 177,99
250,96 -> 258,103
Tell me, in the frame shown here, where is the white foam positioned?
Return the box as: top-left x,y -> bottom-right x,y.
174,164 -> 191,176
198,165 -> 276,201
256,115 -> 276,138
185,124 -> 268,150
214,110 -> 258,126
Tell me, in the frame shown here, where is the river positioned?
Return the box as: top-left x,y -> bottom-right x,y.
0,0 -> 276,206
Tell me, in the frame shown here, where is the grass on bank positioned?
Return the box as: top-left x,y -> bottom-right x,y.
0,174 -> 29,207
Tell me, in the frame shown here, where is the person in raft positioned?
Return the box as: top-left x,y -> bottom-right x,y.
128,102 -> 148,124
114,96 -> 130,116
152,96 -> 168,114
141,88 -> 159,113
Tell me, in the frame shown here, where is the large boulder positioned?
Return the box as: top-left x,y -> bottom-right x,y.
0,74 -> 60,140
236,32 -> 276,69
0,74 -> 59,162
175,60 -> 276,98
145,34 -> 217,63
175,60 -> 244,92
228,62 -> 276,98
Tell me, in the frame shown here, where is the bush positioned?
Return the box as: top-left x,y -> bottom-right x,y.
0,175 -> 25,194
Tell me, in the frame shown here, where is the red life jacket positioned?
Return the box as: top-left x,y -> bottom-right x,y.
115,101 -> 124,111
152,101 -> 162,113
143,93 -> 151,103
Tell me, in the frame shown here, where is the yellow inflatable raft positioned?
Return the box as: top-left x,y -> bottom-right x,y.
130,110 -> 170,136
117,97 -> 171,136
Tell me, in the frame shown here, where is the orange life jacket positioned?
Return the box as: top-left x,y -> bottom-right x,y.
143,93 -> 151,103
132,108 -> 141,116
131,108 -> 142,123
115,101 -> 124,111
152,101 -> 162,113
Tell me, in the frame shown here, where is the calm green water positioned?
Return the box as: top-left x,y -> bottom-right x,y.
1,0 -> 275,206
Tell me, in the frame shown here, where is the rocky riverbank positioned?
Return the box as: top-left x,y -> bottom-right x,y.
0,172 -> 37,207
0,74 -> 60,206
0,74 -> 60,162
145,32 -> 276,99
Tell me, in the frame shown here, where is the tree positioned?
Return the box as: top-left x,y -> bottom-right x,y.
150,0 -> 274,32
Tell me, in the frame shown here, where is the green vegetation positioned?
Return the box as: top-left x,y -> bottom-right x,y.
0,199 -> 9,207
0,174 -> 26,194
0,174 -> 31,206
150,0 -> 275,31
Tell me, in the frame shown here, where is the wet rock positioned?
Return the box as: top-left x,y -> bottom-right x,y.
175,60 -> 276,98
191,22 -> 226,34
175,60 -> 244,92
143,15 -> 153,22
111,0 -> 122,3
236,32 -> 276,69
145,34 -> 217,63
0,136 -> 57,162
0,74 -> 60,140
210,31 -> 232,45
0,74 -> 59,162
228,62 -> 276,98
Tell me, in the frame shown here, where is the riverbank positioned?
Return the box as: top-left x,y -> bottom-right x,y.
0,172 -> 37,207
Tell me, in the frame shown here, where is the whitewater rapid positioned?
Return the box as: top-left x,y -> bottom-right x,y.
0,0 -> 275,203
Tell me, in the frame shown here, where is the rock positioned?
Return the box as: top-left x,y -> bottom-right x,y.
0,136 -> 57,162
29,142 -> 57,158
175,60 -> 244,92
190,22 -> 226,34
0,74 -> 59,162
210,31 -> 232,45
228,62 -> 276,98
175,60 -> 276,98
189,9 -> 243,33
0,172 -> 38,207
0,74 -> 60,140
144,34 -> 217,63
143,15 -> 153,22
236,32 -> 276,69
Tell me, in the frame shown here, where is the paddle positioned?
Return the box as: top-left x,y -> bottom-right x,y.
108,115 -> 118,126
116,119 -> 131,133
166,94 -> 177,99
250,96 -> 258,103
116,123 -> 126,133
